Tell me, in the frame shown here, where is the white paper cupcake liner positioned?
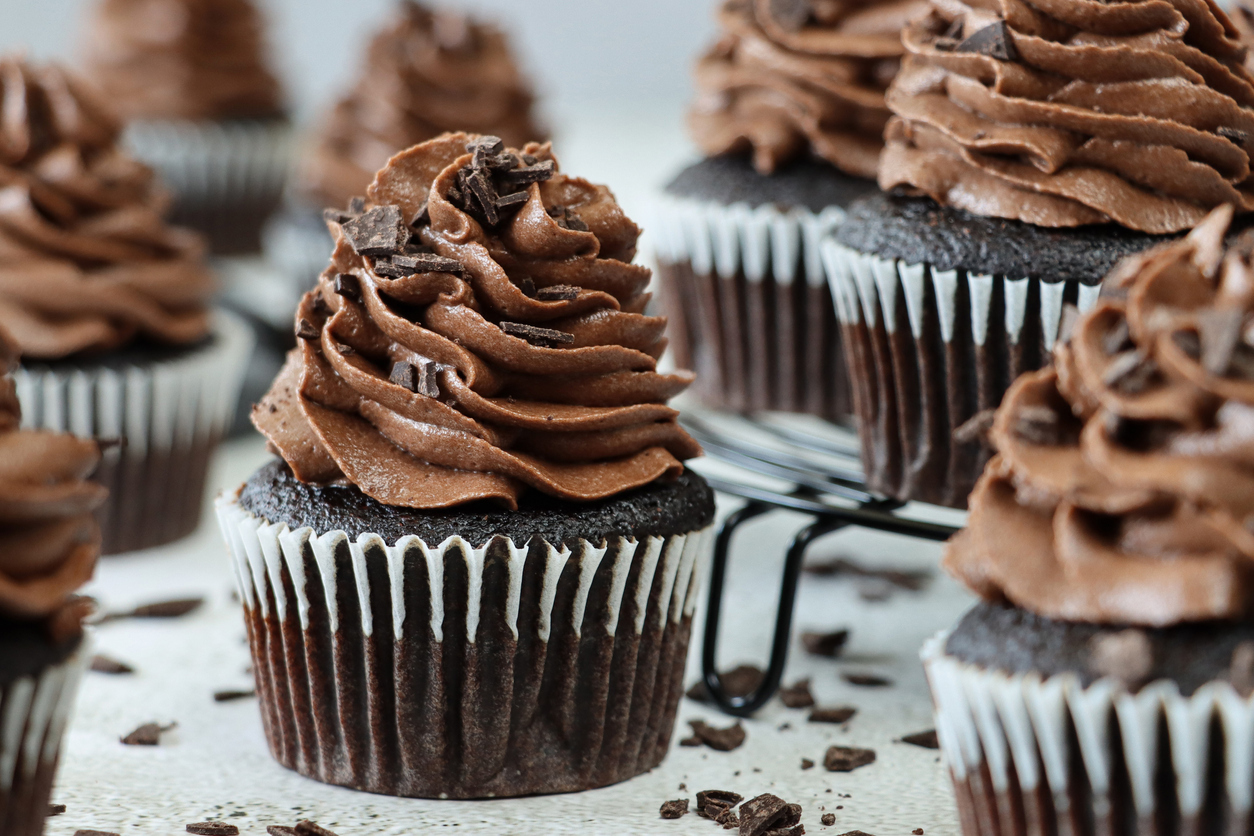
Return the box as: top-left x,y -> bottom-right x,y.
923,632 -> 1254,835
0,637 -> 89,836
821,241 -> 1103,508
14,310 -> 254,553
215,493 -> 713,798
652,193 -> 853,421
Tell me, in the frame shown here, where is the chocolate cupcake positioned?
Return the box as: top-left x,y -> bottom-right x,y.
824,0 -> 1254,507
0,57 -> 253,554
0,324 -> 105,836
654,0 -> 924,422
81,0 -> 291,254
216,133 -> 715,798
924,206 -> 1254,834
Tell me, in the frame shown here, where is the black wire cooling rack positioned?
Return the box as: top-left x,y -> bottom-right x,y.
681,411 -> 962,718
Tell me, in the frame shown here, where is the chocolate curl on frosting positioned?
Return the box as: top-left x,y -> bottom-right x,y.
946,205 -> 1254,626
256,133 -> 701,510
0,322 -> 105,629
690,0 -> 927,178
297,1 -> 544,211
0,57 -> 214,359
880,0 -> 1254,233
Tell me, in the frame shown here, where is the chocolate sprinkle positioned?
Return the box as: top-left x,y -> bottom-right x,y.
501,159 -> 555,184
333,273 -> 361,301
660,799 -> 690,819
499,321 -> 575,347
342,205 -> 410,257
802,629 -> 849,658
121,721 -> 175,746
186,824 -> 239,836
825,745 -> 876,772
90,654 -> 133,674
810,706 -> 857,724
900,729 -> 939,749
295,319 -> 320,342
821,814 -> 837,826
535,284 -> 580,301
213,689 -> 256,702
842,672 -> 892,688
688,719 -> 747,751
294,822 -> 338,836
955,21 -> 1017,61
779,679 -> 815,708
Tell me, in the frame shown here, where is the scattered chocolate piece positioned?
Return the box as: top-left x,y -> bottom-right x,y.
738,794 -> 802,836
499,321 -> 575,347
899,730 -> 939,749
842,673 -> 891,688
1198,308 -> 1244,376
716,807 -> 740,829
515,276 -> 537,297
801,758 -> 815,770
660,799 -> 690,819
48,804 -> 66,816
90,655 -> 133,674
294,822 -> 338,836
769,0 -> 812,30
778,722 -> 792,731
333,273 -> 361,301
342,205 -> 410,257
688,665 -> 765,702
837,830 -> 872,835
266,828 -> 296,836
1104,350 -> 1158,394
1219,126 -> 1250,146
126,597 -> 204,619
688,719 -> 747,752
810,706 -> 857,724
295,319 -> 320,342
392,252 -> 464,274
779,679 -> 815,708
120,721 -> 175,746
73,831 -> 119,836
821,813 -> 836,826
535,284 -> 580,301
1088,629 -> 1153,688
955,21 -> 1016,61
186,824 -> 239,836
411,198 -> 429,226
804,559 -> 930,592
913,830 -> 925,835
501,159 -> 555,184
679,735 -> 703,746
825,745 -> 876,772
697,789 -> 743,819
548,204 -> 589,231
465,168 -> 501,226
469,135 -> 504,165
494,190 -> 530,211
802,630 -> 849,658
953,409 -> 996,446
213,689 -> 256,702
1011,405 -> 1062,445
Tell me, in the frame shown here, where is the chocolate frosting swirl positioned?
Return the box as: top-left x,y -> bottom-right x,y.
0,58 -> 214,359
946,205 -> 1254,625
256,133 -> 701,510
298,1 -> 544,211
0,325 -> 105,632
82,0 -> 284,121
690,0 -> 927,178
879,0 -> 1254,234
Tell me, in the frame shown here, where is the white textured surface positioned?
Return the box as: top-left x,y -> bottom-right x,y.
49,437 -> 976,835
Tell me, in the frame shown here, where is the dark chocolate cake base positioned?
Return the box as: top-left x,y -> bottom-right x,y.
227,462 -> 715,798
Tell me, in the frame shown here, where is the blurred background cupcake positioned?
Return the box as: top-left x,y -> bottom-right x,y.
0,56 -> 252,554
81,0 -> 292,255
925,205 -> 1254,835
825,0 -> 1254,507
654,0 -> 924,423
0,323 -> 105,836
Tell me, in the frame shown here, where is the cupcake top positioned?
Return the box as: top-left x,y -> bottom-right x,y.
879,0 -> 1254,234
946,205 -> 1254,626
689,0 -> 928,179
82,0 -> 284,122
0,325 -> 105,637
0,58 -> 215,360
297,1 -> 544,212
255,133 -> 701,510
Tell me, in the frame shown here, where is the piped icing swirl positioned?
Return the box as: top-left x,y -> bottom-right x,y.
297,1 -> 544,211
879,0 -> 1254,234
946,205 -> 1254,625
0,58 -> 214,360
690,0 -> 927,178
82,0 -> 284,121
256,133 -> 701,510
0,325 -> 105,634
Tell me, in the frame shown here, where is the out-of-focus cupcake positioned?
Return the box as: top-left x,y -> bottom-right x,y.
0,323 -> 105,836
81,0 -> 291,255
218,132 -> 715,798
654,0 -> 924,422
824,0 -> 1254,507
0,57 -> 252,554
925,205 -> 1254,835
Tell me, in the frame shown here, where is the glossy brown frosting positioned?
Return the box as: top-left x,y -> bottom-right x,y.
83,0 -> 283,121
0,58 -> 214,359
880,0 -> 1254,234
0,325 -> 104,633
946,205 -> 1254,625
298,1 -> 544,212
690,0 -> 927,179
256,133 -> 701,510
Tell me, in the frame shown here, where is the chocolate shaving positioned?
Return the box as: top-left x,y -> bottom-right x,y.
802,629 -> 849,658
494,190 -> 530,211
824,745 -> 876,772
411,198 -> 429,226
679,735 -> 702,746
697,790 -> 744,819
801,758 -> 816,770
953,409 -> 996,446
821,813 -> 836,826
548,204 -> 589,231
515,276 -> 537,297
341,204 -> 410,257
102,597 -> 204,623
1198,308 -> 1244,376
213,689 -> 256,702
810,706 -> 857,724
500,321 -> 575,347
294,822 -> 338,836
392,252 -> 464,274
1220,126 -> 1250,146
1012,405 -> 1062,445
535,284 -> 580,301
121,721 -> 175,746
717,807 -> 740,829
955,21 -> 1017,61
1104,350 -> 1158,394
688,719 -> 747,751
385,358 -> 441,398
842,672 -> 892,688
900,729 -> 939,749
465,168 -> 501,226
660,799 -> 690,819
501,159 -> 555,184
90,654 -> 133,674
48,804 -> 66,816
738,794 -> 799,836
295,319 -> 320,342
186,824 -> 239,836
687,665 -> 764,702
470,135 -> 505,166
333,273 -> 361,301
779,679 -> 815,708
